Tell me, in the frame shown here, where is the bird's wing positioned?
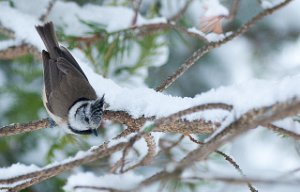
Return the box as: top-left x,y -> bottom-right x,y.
45,57 -> 97,118
59,46 -> 89,81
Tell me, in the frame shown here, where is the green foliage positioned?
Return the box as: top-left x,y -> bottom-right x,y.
46,134 -> 90,163
143,123 -> 155,133
8,0 -> 14,7
105,0 -> 130,7
164,178 -> 199,192
60,20 -> 167,80
0,33 -> 8,40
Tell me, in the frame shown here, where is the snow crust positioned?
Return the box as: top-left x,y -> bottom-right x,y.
64,172 -> 144,192
84,61 -> 300,121
0,163 -> 40,179
202,0 -> 229,17
261,0 -> 285,9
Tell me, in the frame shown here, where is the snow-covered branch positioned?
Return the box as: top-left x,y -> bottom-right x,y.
0,141 -> 126,191
133,98 -> 300,190
0,0 -> 299,191
156,0 -> 293,92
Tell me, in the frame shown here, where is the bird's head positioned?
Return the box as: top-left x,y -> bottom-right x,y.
68,95 -> 104,136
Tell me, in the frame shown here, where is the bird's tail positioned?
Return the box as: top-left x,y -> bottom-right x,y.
36,22 -> 60,58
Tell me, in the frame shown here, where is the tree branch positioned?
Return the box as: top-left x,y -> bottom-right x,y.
167,0 -> 193,21
0,43 -> 39,59
0,103 -> 228,137
135,98 -> 300,189
188,135 -> 257,192
264,123 -> 300,140
131,0 -> 142,26
39,0 -> 57,22
155,0 -> 293,92
0,141 -> 126,191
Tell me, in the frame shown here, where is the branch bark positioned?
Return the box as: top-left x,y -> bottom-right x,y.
136,98 -> 300,189
155,0 -> 293,92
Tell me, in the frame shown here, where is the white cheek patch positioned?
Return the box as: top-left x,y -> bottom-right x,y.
68,100 -> 92,131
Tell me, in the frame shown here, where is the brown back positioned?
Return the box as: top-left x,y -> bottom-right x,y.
37,22 -> 97,118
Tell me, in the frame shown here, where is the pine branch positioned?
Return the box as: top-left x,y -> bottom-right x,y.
0,119 -> 50,137
134,98 -> 300,189
0,25 -> 15,38
188,135 -> 257,192
131,0 -> 142,25
155,0 -> 293,92
0,103 -> 224,137
264,123 -> 300,140
0,43 -> 39,59
122,133 -> 156,172
227,0 -> 241,21
39,0 -> 57,22
184,176 -> 300,186
167,0 -> 194,21
0,141 -> 126,191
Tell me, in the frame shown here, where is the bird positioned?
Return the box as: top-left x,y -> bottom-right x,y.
36,22 -> 104,136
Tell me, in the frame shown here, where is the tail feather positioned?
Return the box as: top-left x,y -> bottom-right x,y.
36,22 -> 60,58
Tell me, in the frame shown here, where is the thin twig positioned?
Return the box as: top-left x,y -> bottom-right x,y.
0,43 -> 40,59
131,0 -> 142,25
74,185 -> 127,192
153,103 -> 232,128
135,98 -> 300,189
68,22 -> 208,44
264,123 -> 300,140
167,0 -> 193,21
39,0 -> 57,21
227,0 -> 240,21
123,133 -> 156,172
155,0 -> 293,92
0,105 -> 219,137
0,25 -> 15,38
0,119 -> 50,137
1,142 -> 126,191
157,135 -> 185,157
188,135 -> 257,192
184,176 -> 300,185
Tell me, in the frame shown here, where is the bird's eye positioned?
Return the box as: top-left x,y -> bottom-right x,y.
84,117 -> 89,123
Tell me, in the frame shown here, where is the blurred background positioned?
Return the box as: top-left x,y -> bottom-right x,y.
1,0 -> 300,191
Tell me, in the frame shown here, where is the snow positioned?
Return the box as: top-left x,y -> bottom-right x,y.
82,60 -> 300,123
12,0 -> 50,17
64,172 -> 144,192
205,32 -> 232,42
231,127 -> 300,177
273,118 -> 300,134
159,0 -> 188,18
187,27 -> 232,42
266,0 -> 300,32
261,0 -> 275,9
202,0 -> 229,17
188,27 -> 206,36
0,40 -> 21,50
212,37 -> 254,84
1,0 -> 296,127
48,1 -> 167,35
261,0 -> 285,9
1,1 -> 300,191
0,1 -> 168,48
0,3 -> 42,49
272,37 -> 300,70
0,163 -> 40,179
142,17 -> 167,25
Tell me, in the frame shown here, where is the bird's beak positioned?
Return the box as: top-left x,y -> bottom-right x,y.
92,129 -> 98,136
